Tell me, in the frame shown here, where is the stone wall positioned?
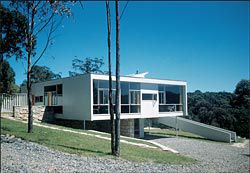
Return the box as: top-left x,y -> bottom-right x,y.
120,119 -> 135,137
13,106 -> 47,122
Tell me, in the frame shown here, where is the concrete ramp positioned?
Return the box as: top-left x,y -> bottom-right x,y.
158,116 -> 237,143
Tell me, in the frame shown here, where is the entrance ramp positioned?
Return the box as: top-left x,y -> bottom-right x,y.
158,116 -> 237,143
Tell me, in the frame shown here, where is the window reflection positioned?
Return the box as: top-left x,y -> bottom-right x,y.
93,80 -> 141,114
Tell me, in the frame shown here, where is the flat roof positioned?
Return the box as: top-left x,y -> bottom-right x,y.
31,73 -> 187,86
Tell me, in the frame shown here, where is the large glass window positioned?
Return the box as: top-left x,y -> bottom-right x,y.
130,91 -> 140,104
93,80 -> 141,114
121,82 -> 129,104
130,82 -> 140,90
165,85 -> 181,104
93,80 -> 98,104
159,92 -> 165,104
158,84 -> 184,112
142,94 -> 157,101
99,90 -> 109,104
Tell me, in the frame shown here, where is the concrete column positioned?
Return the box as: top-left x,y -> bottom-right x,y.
139,118 -> 144,138
120,119 -> 134,137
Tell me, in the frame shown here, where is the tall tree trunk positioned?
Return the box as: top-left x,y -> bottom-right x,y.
115,0 -> 121,157
27,1 -> 35,133
27,53 -> 33,133
106,0 -> 115,155
0,1 -> 3,117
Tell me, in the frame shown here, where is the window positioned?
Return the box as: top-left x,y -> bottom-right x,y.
130,82 -> 140,90
44,85 -> 56,92
99,90 -> 109,104
129,91 -> 140,113
99,80 -> 108,89
121,105 -> 129,113
158,84 -> 184,112
93,80 -> 141,114
142,94 -> 157,100
165,85 -> 182,104
35,96 -> 43,103
159,92 -> 165,104
44,84 -> 63,97
93,105 -> 108,114
121,82 -> 129,104
93,80 -> 98,104
57,84 -> 62,95
130,91 -> 140,104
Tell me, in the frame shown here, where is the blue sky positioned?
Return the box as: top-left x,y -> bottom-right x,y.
7,1 -> 249,92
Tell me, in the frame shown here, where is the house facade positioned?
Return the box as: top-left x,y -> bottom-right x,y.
30,73 -> 188,138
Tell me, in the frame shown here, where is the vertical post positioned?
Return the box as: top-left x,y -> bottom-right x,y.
175,116 -> 179,137
148,119 -> 151,134
13,106 -> 15,117
139,118 -> 144,138
83,120 -> 86,130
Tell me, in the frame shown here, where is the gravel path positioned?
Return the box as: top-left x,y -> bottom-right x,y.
151,137 -> 250,173
1,135 -> 249,173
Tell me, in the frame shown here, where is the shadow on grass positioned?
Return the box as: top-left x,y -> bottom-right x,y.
143,132 -> 174,140
55,144 -> 111,156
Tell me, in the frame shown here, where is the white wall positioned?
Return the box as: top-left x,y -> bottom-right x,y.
60,74 -> 91,120
31,74 -> 92,121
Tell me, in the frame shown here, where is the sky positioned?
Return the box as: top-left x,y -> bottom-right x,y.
7,1 -> 250,92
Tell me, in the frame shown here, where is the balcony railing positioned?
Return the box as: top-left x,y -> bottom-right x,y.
159,104 -> 183,112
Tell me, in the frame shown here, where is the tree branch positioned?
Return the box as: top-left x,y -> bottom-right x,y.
31,16 -> 55,70
34,12 -> 55,36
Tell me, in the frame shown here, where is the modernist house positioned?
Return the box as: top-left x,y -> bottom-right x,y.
30,73 -> 187,138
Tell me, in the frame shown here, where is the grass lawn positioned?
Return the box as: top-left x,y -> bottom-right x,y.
40,122 -> 157,147
1,118 -> 195,164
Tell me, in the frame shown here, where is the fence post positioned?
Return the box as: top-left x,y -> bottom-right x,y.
13,105 -> 15,117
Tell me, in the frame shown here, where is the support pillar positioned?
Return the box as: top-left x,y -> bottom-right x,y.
83,120 -> 86,130
139,118 -> 144,138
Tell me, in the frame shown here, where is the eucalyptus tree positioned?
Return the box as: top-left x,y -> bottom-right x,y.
114,0 -> 121,156
105,0 -> 115,155
9,1 -> 72,133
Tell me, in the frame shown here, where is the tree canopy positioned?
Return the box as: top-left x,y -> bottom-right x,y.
21,65 -> 61,86
0,3 -> 28,61
188,79 -> 250,138
69,57 -> 105,76
0,60 -> 19,93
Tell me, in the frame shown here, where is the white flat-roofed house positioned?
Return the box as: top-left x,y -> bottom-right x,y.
30,73 -> 187,138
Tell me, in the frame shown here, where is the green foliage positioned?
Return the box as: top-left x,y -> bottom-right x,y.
0,3 -> 28,60
235,79 -> 250,96
1,118 -> 195,164
188,80 -> 250,138
69,57 -> 105,76
30,65 -> 61,82
0,60 -> 18,93
21,65 -> 61,86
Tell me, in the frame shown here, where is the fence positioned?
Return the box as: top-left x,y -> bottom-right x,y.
0,93 -> 28,113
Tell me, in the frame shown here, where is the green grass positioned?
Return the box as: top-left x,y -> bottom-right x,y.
1,118 -> 195,164
40,122 -> 157,147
